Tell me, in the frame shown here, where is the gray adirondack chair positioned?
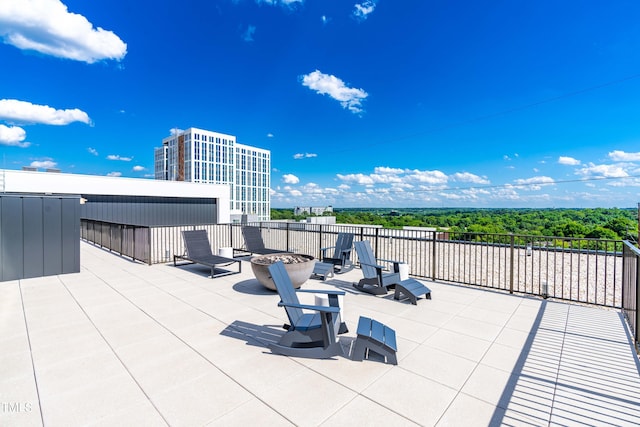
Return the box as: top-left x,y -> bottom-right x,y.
353,240 -> 402,295
321,232 -> 354,274
174,230 -> 241,278
238,226 -> 287,256
268,261 -> 346,359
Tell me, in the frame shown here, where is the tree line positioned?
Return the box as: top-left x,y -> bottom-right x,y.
271,207 -> 639,240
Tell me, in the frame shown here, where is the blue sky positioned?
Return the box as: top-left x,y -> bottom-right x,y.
1,0 -> 640,208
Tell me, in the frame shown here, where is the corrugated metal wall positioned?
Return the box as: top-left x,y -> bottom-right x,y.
81,195 -> 218,226
1,194 -> 80,281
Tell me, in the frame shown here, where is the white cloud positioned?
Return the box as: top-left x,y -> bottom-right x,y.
87,147 -> 98,156
374,166 -> 404,174
271,158 -> 640,207
132,165 -> 145,171
514,176 -> 555,185
169,127 -> 184,136
0,99 -> 91,125
338,167 -> 450,188
293,152 -> 317,159
451,172 -> 490,184
107,171 -> 122,177
267,133 -> 274,138
321,15 -> 330,25
608,150 -> 640,162
0,0 -> 127,63
370,173 -> 403,184
514,176 -> 555,190
577,163 -> 629,178
0,124 -> 29,147
558,156 -> 580,165
242,25 -> 255,42
608,178 -> 640,188
301,70 -> 368,114
337,173 -> 375,185
256,0 -> 303,8
107,154 -> 132,161
352,1 -> 377,21
282,173 -> 300,184
30,159 -> 56,169
407,169 -> 448,185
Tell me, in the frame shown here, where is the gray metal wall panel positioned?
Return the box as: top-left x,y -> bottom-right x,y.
43,197 -> 63,275
0,195 -> 80,281
23,197 -> 45,278
61,198 -> 80,274
1,197 -> 24,281
22,197 -> 45,278
80,196 -> 218,226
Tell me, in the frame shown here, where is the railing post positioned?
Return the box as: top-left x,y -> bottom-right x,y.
286,222 -> 290,252
431,230 -> 437,281
636,255 -> 640,351
147,227 -> 152,265
318,225 -> 324,259
374,227 -> 379,256
132,226 -> 137,263
509,233 -> 515,294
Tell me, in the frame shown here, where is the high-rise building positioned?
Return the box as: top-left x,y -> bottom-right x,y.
155,127 -> 271,221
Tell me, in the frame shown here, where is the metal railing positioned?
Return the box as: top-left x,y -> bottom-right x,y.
79,219 -> 639,351
81,220 -> 151,264
81,220 -> 628,309
622,241 -> 640,351
239,222 -> 625,308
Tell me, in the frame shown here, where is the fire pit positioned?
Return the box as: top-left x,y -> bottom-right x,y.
250,253 -> 316,290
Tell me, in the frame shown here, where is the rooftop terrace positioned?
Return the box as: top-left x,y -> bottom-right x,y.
2,241 -> 640,426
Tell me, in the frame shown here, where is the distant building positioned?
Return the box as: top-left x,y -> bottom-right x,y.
155,127 -> 271,221
305,216 -> 336,225
294,205 -> 333,216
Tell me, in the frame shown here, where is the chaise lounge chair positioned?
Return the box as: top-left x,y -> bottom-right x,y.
174,230 -> 241,278
236,226 -> 287,256
321,232 -> 354,274
353,240 -> 432,304
268,261 -> 346,359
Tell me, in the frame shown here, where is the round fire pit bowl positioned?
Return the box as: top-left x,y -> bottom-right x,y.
250,253 -> 316,290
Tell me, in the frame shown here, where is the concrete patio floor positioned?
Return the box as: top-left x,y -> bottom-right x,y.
2,241 -> 640,426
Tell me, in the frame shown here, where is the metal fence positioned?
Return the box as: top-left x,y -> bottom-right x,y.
240,223 -> 625,308
81,220 -> 151,264
79,219 -> 639,351
622,241 -> 640,351
81,220 -> 626,309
